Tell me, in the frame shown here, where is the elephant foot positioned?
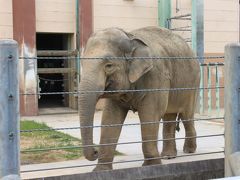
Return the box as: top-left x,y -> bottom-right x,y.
93,164 -> 112,172
142,158 -> 161,166
161,149 -> 177,159
183,140 -> 196,153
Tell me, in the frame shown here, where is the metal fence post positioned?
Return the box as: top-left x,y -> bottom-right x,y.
0,40 -> 20,179
224,43 -> 240,177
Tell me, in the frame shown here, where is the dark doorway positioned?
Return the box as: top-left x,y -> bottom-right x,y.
37,33 -> 70,108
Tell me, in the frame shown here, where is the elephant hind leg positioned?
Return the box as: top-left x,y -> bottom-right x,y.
161,113 -> 177,159
179,112 -> 197,153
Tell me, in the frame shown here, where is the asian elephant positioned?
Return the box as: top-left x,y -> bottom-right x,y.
79,26 -> 200,171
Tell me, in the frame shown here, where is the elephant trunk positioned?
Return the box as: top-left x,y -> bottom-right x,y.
79,78 -> 103,161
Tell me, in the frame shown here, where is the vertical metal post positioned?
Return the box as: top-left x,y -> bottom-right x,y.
76,0 -> 81,109
224,43 -> 240,177
158,0 -> 171,28
199,65 -> 204,114
176,0 -> 180,13
215,64 -> 220,116
207,65 -> 212,114
0,40 -> 20,179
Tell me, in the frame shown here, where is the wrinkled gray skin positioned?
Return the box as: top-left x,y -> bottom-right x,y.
79,27 -> 200,171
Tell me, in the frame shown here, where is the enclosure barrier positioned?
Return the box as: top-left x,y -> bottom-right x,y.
224,43 -> 240,177
19,55 -> 224,178
0,40 -> 20,179
0,39 -> 233,179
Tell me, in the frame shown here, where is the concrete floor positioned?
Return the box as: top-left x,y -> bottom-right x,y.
21,110 -> 224,179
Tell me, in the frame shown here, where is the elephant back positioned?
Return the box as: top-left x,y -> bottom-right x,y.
130,26 -> 194,58
130,26 -> 200,89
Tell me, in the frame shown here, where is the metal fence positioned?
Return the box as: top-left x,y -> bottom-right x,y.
0,40 -> 240,179
199,61 -> 224,115
167,13 -> 192,43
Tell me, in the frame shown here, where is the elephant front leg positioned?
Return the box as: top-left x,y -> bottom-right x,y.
138,93 -> 170,166
93,100 -> 128,171
141,123 -> 161,166
161,113 -> 177,159
138,109 -> 162,166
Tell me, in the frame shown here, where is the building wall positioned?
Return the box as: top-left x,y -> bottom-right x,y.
0,0 -> 13,39
93,0 -> 158,32
0,0 -> 238,54
35,0 -> 76,33
204,0 -> 239,53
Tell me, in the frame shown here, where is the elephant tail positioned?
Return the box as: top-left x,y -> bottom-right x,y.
176,116 -> 181,132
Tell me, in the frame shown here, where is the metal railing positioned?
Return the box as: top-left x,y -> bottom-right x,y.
167,14 -> 192,44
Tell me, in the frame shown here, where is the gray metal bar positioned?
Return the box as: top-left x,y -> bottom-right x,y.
170,29 -> 192,32
0,40 -> 20,179
37,68 -> 73,74
167,13 -> 191,20
37,50 -> 78,57
224,43 -> 240,177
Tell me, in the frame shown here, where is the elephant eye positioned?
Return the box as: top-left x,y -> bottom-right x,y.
105,63 -> 113,69
104,63 -> 115,73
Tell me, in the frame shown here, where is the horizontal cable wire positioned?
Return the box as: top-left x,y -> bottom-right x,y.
20,150 -> 224,173
20,117 -> 224,133
19,56 -> 225,61
20,86 -> 224,96
19,56 -> 77,60
20,128 -> 224,148
21,133 -> 224,153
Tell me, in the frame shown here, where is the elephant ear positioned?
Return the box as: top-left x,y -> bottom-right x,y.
127,38 -> 153,83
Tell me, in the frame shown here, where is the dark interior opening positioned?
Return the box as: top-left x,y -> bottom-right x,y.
37,33 -> 69,108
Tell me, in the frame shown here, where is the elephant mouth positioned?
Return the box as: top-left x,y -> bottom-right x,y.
99,91 -> 119,99
99,80 -> 119,98
99,85 -> 121,99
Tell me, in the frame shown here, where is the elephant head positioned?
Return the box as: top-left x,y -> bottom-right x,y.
79,28 -> 153,161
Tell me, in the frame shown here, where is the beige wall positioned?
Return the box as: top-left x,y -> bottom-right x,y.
93,0 -> 158,32
0,0 -> 239,54
0,0 -> 13,39
35,0 -> 76,33
204,0 -> 239,53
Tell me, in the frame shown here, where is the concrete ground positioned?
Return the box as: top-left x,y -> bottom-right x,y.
21,109 -> 224,179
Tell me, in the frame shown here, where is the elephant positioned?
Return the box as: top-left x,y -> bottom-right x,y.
79,26 -> 200,171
